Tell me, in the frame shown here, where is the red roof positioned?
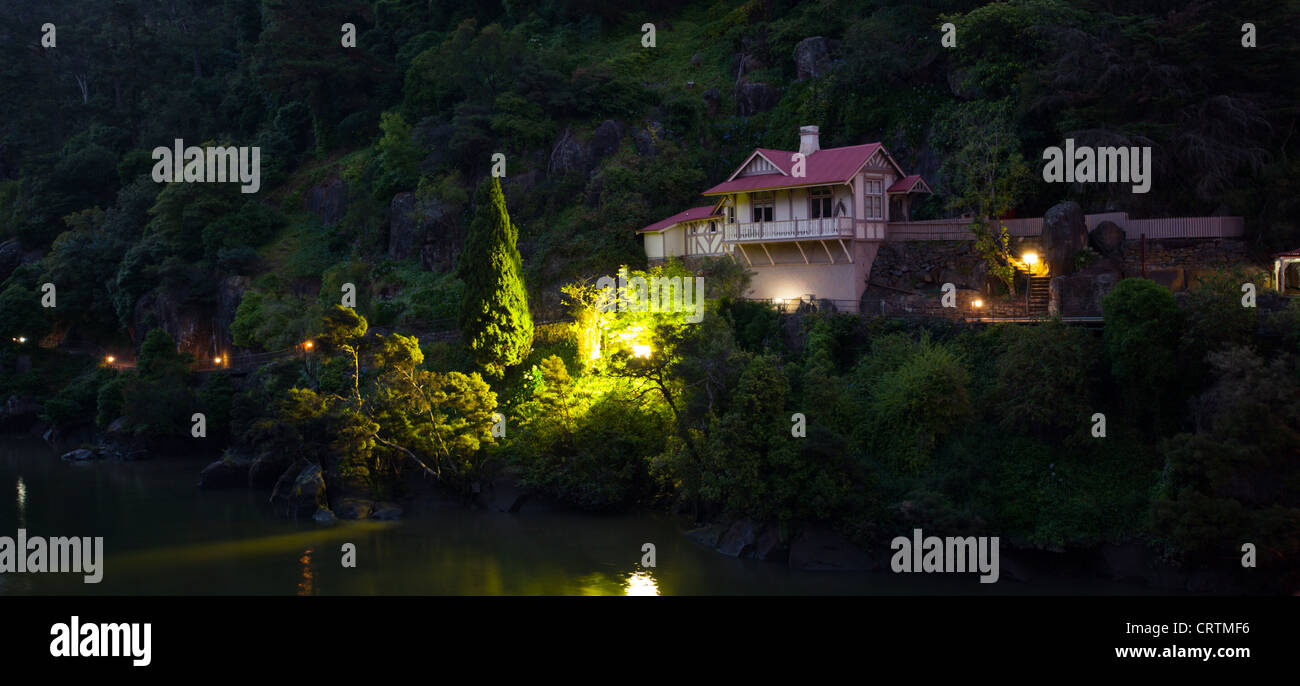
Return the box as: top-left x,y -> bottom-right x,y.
703,144 -> 884,195
887,174 -> 926,193
638,205 -> 720,233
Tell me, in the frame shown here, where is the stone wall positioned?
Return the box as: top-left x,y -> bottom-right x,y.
1122,238 -> 1246,272
866,237 -> 1042,295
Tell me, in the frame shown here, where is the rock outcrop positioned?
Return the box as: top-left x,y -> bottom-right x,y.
388,192 -> 460,271
794,37 -> 840,80
589,119 -> 625,161
303,177 -> 349,227
735,80 -> 778,116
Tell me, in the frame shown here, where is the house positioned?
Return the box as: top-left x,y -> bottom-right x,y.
638,126 -> 932,310
639,125 -> 1250,316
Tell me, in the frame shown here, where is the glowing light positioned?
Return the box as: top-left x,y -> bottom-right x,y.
972,299 -> 984,308
1023,252 -> 1039,266
16,477 -> 26,526
632,343 -> 652,358
303,340 -> 314,350
625,570 -> 660,596
105,356 -> 115,364
213,356 -> 223,365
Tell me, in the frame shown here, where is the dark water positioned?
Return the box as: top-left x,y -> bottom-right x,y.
0,436 -> 1163,595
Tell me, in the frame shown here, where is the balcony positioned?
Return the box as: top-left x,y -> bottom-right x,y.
724,217 -> 858,243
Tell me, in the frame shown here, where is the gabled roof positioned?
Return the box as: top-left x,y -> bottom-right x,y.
887,174 -> 932,194
704,143 -> 905,195
637,205 -> 720,233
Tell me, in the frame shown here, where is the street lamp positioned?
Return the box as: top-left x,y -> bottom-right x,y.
1022,252 -> 1040,313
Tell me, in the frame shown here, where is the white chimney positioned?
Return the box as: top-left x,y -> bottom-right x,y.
798,125 -> 820,156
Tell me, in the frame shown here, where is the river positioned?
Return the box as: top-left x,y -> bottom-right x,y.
0,436 -> 1165,595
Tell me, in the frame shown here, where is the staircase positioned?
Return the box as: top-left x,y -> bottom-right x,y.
1026,274 -> 1050,315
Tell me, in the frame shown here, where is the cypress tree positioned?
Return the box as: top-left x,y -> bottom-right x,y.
457,176 -> 533,378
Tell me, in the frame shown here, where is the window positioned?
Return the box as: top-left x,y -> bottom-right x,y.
809,187 -> 833,219
864,178 -> 883,220
725,205 -> 735,224
751,192 -> 774,223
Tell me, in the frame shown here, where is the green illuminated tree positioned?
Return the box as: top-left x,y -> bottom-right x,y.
458,176 -> 533,379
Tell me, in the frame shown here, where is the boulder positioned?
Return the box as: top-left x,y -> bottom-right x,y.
1041,201 -> 1088,277
716,518 -> 758,557
60,449 -> 98,462
794,37 -> 840,80
333,497 -> 374,520
589,120 -> 625,161
735,80 -> 778,117
198,458 -> 251,490
788,526 -> 872,571
0,239 -> 21,283
271,461 -> 327,519
303,177 -> 349,227
1088,220 -> 1125,257
312,507 -> 337,523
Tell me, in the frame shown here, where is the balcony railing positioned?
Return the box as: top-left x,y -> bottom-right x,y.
724,217 -> 854,242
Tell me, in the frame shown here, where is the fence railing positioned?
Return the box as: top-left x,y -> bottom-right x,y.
886,213 -> 1244,241
1124,216 -> 1244,239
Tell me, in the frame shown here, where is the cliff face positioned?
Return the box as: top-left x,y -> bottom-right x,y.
130,275 -> 247,358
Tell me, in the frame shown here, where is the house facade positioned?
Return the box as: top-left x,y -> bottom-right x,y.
638,126 -> 932,310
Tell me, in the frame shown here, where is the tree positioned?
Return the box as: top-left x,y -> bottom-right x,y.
932,99 -> 1033,294
1102,278 -> 1184,432
320,305 -> 368,404
457,176 -> 533,379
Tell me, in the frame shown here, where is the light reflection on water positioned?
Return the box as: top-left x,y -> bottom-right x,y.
625,569 -> 659,596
